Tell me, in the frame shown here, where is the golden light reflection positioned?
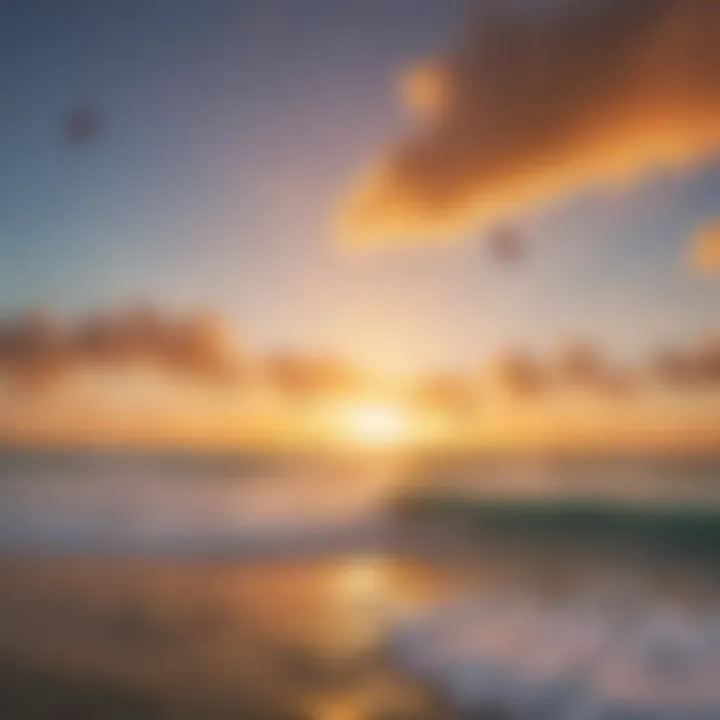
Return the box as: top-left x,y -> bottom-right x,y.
335,556 -> 386,606
327,556 -> 389,660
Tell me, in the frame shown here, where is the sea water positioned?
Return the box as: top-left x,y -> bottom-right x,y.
0,448 -> 718,718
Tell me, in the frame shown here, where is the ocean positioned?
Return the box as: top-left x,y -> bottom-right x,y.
0,448 -> 718,718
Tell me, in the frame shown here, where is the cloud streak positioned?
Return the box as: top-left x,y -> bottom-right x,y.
339,0 -> 720,243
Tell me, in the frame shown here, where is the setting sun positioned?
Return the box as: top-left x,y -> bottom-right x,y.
342,401 -> 411,446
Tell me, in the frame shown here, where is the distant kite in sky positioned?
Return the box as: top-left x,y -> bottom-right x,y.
63,107 -> 103,145
488,225 -> 525,264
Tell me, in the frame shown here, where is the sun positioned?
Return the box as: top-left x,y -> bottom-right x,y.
342,401 -> 411,446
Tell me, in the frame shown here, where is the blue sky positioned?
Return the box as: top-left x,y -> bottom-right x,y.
1,0 -> 718,373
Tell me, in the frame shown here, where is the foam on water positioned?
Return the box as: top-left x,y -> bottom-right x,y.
388,592 -> 720,718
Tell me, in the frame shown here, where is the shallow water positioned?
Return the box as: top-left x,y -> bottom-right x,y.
0,449 -> 718,718
0,555 -> 450,719
0,449 -> 401,553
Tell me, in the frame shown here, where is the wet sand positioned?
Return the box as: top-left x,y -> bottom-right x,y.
0,555 -> 453,719
0,539 -> 717,719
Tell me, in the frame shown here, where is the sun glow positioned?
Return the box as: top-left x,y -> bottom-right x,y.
341,401 -> 411,446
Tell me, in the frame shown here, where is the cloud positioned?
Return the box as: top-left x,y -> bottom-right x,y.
690,221 -> 720,273
486,348 -> 546,396
551,340 -> 636,394
408,371 -> 479,417
652,346 -> 697,385
0,311 -> 70,390
697,335 -> 720,382
339,0 -> 720,244
262,352 -> 364,401
0,306 -> 242,392
651,335 -> 720,385
554,342 -> 606,386
2,304 -> 716,407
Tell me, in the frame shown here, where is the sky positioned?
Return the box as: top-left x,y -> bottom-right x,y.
1,0 -> 719,379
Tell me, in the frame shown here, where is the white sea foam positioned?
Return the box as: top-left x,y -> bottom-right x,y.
388,593 -> 720,718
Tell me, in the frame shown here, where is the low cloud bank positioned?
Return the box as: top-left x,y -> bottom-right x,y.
1,307 -> 717,405
0,306 -> 241,391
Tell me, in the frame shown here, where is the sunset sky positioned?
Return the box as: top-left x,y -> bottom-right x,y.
1,0 -> 719,446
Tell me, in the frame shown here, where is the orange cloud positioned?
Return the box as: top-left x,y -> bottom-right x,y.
690,221 -> 720,273
408,371 -> 478,418
263,352 -> 365,401
651,335 -> 720,386
0,306 -> 242,392
1,313 -> 719,447
339,0 -> 720,244
551,340 -> 635,395
485,347 -> 546,396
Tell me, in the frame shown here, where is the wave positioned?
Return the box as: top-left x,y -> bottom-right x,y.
0,450 -> 395,555
388,592 -> 720,718
394,493 -> 720,558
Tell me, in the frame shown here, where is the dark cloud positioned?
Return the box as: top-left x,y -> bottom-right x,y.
339,0 -> 720,243
0,306 -> 241,391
